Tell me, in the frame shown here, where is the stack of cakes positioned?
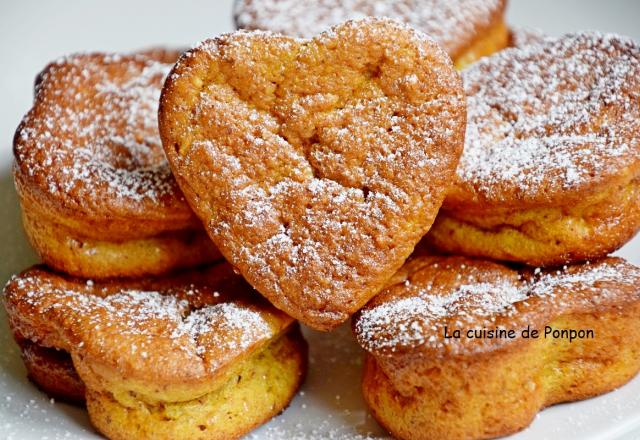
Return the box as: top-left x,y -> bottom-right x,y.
4,1 -> 640,439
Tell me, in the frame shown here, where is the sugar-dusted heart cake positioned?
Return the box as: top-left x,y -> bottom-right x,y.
159,18 -> 466,330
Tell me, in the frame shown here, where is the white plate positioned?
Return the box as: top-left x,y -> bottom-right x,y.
1,1 -> 639,438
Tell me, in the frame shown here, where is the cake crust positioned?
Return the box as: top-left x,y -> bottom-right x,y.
353,255 -> 640,440
427,33 -> 640,266
3,263 -> 307,440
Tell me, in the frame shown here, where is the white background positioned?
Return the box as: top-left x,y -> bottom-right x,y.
0,1 -> 639,439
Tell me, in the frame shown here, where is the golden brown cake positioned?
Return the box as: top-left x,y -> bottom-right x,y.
353,255 -> 640,440
159,18 -> 466,331
426,33 -> 640,266
234,0 -> 509,68
3,263 -> 307,440
13,51 -> 221,279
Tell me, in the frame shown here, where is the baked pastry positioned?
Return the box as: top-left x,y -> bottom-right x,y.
353,255 -> 640,440
234,0 -> 509,69
13,51 -> 221,279
426,33 -> 640,266
3,263 -> 307,440
159,18 -> 466,330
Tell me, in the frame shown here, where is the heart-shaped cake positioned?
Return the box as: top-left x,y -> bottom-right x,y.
159,18 -> 465,330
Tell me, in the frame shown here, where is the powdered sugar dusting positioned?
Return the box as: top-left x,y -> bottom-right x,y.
4,268 -> 278,375
15,54 -> 179,205
457,32 -> 640,203
176,302 -> 271,363
235,0 -> 504,56
355,258 -> 640,353
508,27 -> 551,49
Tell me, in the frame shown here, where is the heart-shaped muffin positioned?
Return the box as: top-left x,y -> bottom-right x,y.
159,18 -> 465,330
